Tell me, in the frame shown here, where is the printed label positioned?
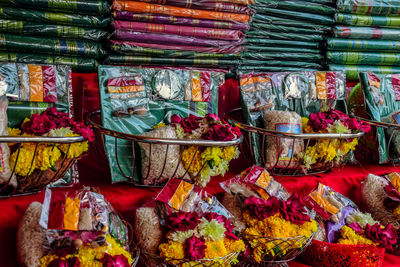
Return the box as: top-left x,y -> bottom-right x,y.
255,170 -> 272,190
275,123 -> 301,161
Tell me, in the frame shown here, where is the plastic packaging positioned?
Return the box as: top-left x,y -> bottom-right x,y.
246,38 -> 320,48
1,0 -> 110,15
335,13 -> 400,28
327,38 -> 400,52
246,31 -> 323,41
329,64 -> 400,81
333,25 -> 400,40
0,33 -> 106,59
112,11 -> 250,31
243,52 -> 321,62
252,13 -> 331,30
337,0 -> 400,16
0,19 -> 107,41
112,0 -> 250,22
251,22 -> 325,34
0,6 -> 110,28
239,66 -> 321,72
244,45 -> 320,54
112,20 -> 244,41
328,51 -> 400,66
241,60 -> 321,68
254,0 -> 335,15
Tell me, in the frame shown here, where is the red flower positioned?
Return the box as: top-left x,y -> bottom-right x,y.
185,234 -> 206,260
171,114 -> 182,124
279,194 -> 311,225
308,112 -> 333,132
22,113 -> 56,135
204,212 -> 238,240
245,196 -> 280,220
101,254 -> 130,267
48,257 -> 80,267
347,222 -> 362,233
206,113 -> 220,124
71,121 -> 95,142
365,223 -> 398,250
172,114 -> 202,133
203,124 -> 235,141
167,211 -> 200,231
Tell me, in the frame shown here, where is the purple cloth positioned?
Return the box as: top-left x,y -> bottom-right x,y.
111,30 -> 244,47
112,11 -> 250,31
326,206 -> 355,243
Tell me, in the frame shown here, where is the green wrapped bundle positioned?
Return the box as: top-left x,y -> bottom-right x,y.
243,52 -> 321,62
0,6 -> 110,28
328,64 -> 400,80
241,59 -> 321,68
0,33 -> 106,59
251,6 -> 334,25
109,44 -> 239,59
244,45 -> 320,54
254,0 -> 335,15
336,13 -> 400,28
327,38 -> 400,52
0,51 -> 97,71
246,38 -> 320,48
250,23 -> 324,34
252,14 -> 330,30
327,51 -> 400,66
106,55 -> 240,66
0,19 -> 107,41
337,0 -> 400,16
239,66 -> 320,71
333,26 -> 400,40
0,0 -> 110,15
302,0 -> 333,4
246,31 -> 323,41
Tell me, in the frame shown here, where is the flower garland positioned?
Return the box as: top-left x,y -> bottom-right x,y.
298,110 -> 370,169
39,235 -> 133,267
158,211 -> 245,266
171,114 -> 241,187
8,107 -> 94,176
242,194 -> 317,263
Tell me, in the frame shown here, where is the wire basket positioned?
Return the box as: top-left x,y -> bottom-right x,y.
227,108 -> 365,176
0,135 -> 85,197
238,234 -> 314,267
87,110 -> 243,187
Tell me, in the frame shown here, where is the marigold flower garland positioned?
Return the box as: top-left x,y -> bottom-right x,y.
8,107 -> 94,177
158,211 -> 245,266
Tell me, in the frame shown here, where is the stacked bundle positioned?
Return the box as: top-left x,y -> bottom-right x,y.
0,0 -> 110,71
106,0 -> 252,68
240,0 -> 335,73
328,0 -> 400,81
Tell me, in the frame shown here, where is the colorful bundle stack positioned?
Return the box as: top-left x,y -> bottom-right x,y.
240,0 -> 335,72
106,0 -> 252,68
328,0 -> 400,81
0,0 -> 110,71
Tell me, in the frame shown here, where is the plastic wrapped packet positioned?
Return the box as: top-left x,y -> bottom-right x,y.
252,13 -> 331,31
327,38 -> 400,52
333,25 -> 400,41
263,110 -> 303,169
243,52 -> 321,62
254,0 -> 335,15
335,12 -> 400,28
329,64 -> 400,81
17,188 -> 134,267
250,22 -> 325,34
244,45 -> 320,54
327,51 -> 400,66
246,31 -> 323,42
0,97 -> 17,187
336,0 -> 400,16
245,38 -> 320,48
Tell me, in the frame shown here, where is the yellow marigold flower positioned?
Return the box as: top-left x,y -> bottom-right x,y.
222,146 -> 237,160
201,147 -> 223,166
153,122 -> 166,129
182,146 -> 203,174
159,240 -> 185,260
39,254 -> 59,267
337,226 -> 378,246
9,146 -> 37,176
36,145 -> 61,171
204,240 -> 227,259
8,128 -> 21,136
302,117 -> 314,133
224,238 -> 245,254
58,133 -> 89,159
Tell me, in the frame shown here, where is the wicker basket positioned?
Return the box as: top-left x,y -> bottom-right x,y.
0,135 -> 85,196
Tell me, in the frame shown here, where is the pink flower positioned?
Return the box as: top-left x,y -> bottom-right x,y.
185,234 -> 206,260
204,212 -> 238,240
101,254 -> 130,267
245,196 -> 280,220
365,223 -> 398,250
206,113 -> 220,124
48,257 -> 80,267
279,193 -> 311,225
22,113 -> 56,135
203,124 -> 235,141
168,211 -> 200,231
171,114 -> 182,124
347,222 -> 362,233
71,121 -> 95,142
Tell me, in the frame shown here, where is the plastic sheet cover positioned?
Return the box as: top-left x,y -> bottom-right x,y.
327,38 -> 400,52
333,26 -> 400,41
252,14 -> 331,31
327,51 -> 400,66
250,23 -> 325,34
328,65 -> 400,81
246,31 -> 323,41
246,38 -> 320,48
337,0 -> 400,16
243,52 -> 321,62
244,45 -> 320,54
254,0 -> 335,15
336,13 -> 400,28
98,65 -> 224,183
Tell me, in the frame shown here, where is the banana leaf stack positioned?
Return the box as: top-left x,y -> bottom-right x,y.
105,0 -> 253,68
0,0 -> 110,71
328,0 -> 400,80
239,0 -> 335,72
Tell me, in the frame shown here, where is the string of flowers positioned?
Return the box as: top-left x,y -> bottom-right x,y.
8,107 -> 94,176
298,109 -> 371,169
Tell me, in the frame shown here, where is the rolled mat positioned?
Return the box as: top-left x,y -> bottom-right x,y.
0,33 -> 106,58
239,65 -> 320,71
112,20 -> 244,40
246,31 -> 323,41
0,6 -> 110,28
252,14 -> 331,30
250,23 -> 324,34
254,0 -> 335,15
112,11 -> 249,30
335,13 -> 400,28
333,25 -> 400,40
243,45 -> 319,54
0,19 -> 107,41
241,59 -> 321,68
105,54 -> 240,66
327,38 -> 400,52
251,6 -> 334,25
327,51 -> 400,66
0,51 -> 97,71
328,64 -> 400,80
109,39 -> 243,53
109,44 -> 240,59
243,52 -> 321,61
112,0 -> 250,22
246,38 -> 319,48
0,0 -> 110,15
111,30 -> 244,47
336,0 -> 400,16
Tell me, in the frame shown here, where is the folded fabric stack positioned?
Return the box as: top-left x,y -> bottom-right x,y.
106,0 -> 252,68
0,0 -> 110,71
239,0 -> 335,73
328,0 -> 400,81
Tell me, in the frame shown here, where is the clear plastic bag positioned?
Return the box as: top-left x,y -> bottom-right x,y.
0,97 -> 16,186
